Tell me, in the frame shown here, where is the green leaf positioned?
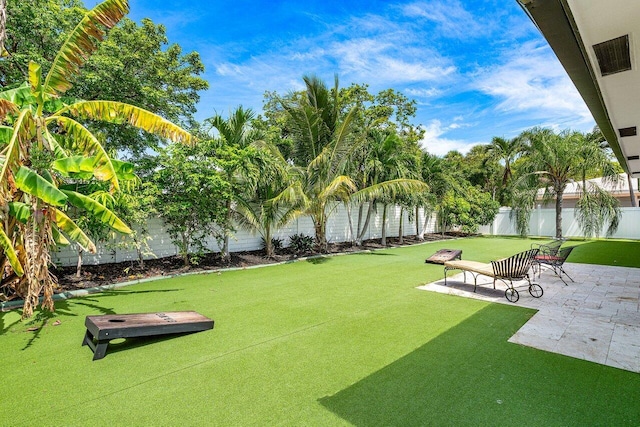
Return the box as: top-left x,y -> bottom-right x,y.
52,156 -> 136,181
52,156 -> 97,179
14,166 -> 68,207
0,227 -> 24,277
8,202 -> 32,223
52,226 -> 71,246
43,0 -> 129,96
54,209 -> 96,253
47,116 -> 120,190
0,110 -> 34,187
61,189 -> 132,234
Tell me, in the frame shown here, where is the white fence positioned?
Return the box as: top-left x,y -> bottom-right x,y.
479,207 -> 640,239
53,203 -> 438,267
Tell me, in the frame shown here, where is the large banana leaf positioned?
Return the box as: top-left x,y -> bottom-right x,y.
51,225 -> 71,246
43,127 -> 69,159
53,155 -> 135,181
44,0 -> 129,97
59,100 -> 193,145
0,226 -> 24,276
61,189 -> 131,234
54,209 -> 97,253
0,125 -> 13,145
14,166 -> 68,206
8,202 -> 31,223
28,62 -> 45,110
48,116 -> 119,189
0,83 -> 35,110
0,110 -> 34,188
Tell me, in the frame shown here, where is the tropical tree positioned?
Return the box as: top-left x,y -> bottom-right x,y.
0,0 -> 192,317
512,127 -> 620,238
233,143 -> 305,258
148,142 -> 229,266
280,75 -> 427,249
205,106 -> 262,262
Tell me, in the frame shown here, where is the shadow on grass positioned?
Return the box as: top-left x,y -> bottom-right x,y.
93,331 -> 203,358
306,256 -> 331,265
319,303 -> 640,426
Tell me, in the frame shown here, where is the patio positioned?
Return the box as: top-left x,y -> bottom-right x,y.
419,262 -> 640,373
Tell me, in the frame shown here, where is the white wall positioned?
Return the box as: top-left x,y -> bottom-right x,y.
53,203 -> 438,267
480,206 -> 640,239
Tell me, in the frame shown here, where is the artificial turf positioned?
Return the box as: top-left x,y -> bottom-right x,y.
1,237 -> 639,426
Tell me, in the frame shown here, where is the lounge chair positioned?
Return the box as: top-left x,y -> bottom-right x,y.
532,245 -> 576,285
443,249 -> 543,303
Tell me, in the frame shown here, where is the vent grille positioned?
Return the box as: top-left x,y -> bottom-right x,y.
593,35 -> 632,76
627,155 -> 640,160
619,126 -> 637,137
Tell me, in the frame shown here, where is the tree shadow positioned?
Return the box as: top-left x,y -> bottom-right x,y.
318,303 -> 640,426
306,256 -> 331,265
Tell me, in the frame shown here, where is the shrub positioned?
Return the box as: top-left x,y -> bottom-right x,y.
288,234 -> 314,254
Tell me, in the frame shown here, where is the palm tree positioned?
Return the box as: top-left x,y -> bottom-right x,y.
233,144 -> 305,258
514,127 -> 620,238
282,75 -> 427,249
0,0 -> 192,317
205,106 -> 262,262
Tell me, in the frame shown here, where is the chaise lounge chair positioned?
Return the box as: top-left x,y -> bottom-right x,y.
443,249 -> 543,303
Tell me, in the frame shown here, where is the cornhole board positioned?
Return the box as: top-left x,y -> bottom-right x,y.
425,249 -> 462,264
82,311 -> 214,360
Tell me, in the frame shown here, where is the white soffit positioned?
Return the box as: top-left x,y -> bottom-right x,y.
568,0 -> 640,177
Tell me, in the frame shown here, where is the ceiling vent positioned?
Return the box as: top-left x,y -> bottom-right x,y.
619,126 -> 637,137
627,155 -> 640,160
593,35 -> 632,76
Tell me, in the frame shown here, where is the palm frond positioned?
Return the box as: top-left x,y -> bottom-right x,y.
350,178 -> 428,205
44,0 -> 129,96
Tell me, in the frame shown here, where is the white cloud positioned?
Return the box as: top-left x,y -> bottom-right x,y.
401,1 -> 485,39
418,119 -> 479,156
404,87 -> 441,98
473,41 -> 593,125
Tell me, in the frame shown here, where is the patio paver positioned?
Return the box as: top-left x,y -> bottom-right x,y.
418,262 -> 640,373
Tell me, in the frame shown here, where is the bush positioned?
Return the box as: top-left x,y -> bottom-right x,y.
288,234 -> 314,254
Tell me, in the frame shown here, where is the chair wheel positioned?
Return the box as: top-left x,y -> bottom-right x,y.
505,288 -> 519,303
529,284 -> 543,298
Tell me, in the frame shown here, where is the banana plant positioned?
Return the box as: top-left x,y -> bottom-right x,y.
0,0 -> 193,318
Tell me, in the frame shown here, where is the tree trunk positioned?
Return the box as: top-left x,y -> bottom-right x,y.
346,203 -> 355,245
419,210 -> 432,239
76,247 -> 83,278
265,227 -> 273,258
381,203 -> 388,246
181,232 -> 189,266
222,199 -> 232,262
415,206 -> 420,237
398,207 -> 404,244
356,201 -> 375,246
627,174 -> 637,207
555,190 -> 563,238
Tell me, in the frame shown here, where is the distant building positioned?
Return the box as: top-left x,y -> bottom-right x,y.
536,174 -> 640,208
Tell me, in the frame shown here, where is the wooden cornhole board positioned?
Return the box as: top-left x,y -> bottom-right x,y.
82,311 -> 214,360
425,248 -> 462,264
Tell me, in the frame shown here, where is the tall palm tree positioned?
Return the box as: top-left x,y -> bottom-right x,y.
282,75 -> 427,249
0,0 -> 192,317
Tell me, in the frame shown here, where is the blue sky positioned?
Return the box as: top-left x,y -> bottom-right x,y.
90,0 -> 595,155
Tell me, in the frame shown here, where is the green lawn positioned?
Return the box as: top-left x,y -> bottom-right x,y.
2,237 -> 640,426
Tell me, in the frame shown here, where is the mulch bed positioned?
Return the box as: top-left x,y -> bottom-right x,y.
47,233 -> 464,293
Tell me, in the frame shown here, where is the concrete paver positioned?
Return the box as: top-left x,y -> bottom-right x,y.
417,262 -> 640,373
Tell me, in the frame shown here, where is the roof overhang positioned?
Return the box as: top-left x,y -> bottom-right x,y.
517,0 -> 640,177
